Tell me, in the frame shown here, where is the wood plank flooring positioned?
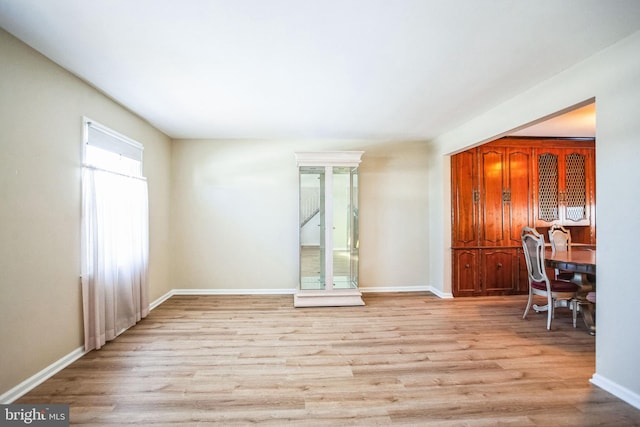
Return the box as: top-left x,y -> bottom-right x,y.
17,293 -> 640,426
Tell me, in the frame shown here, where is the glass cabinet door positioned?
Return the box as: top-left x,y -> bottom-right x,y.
349,166 -> 359,289
332,167 -> 358,289
299,166 -> 325,290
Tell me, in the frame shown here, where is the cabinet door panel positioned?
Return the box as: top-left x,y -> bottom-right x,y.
481,249 -> 518,293
479,149 -> 505,246
451,151 -> 479,246
506,149 -> 532,245
453,249 -> 479,296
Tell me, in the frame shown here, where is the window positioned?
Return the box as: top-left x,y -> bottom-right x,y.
81,118 -> 149,351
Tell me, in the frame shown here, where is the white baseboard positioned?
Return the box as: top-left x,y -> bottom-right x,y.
428,286 -> 454,299
590,373 -> 640,410
172,288 -> 297,296
149,289 -> 175,310
0,346 -> 86,404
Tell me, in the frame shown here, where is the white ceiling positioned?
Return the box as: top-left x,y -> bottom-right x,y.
1,1 -> 638,140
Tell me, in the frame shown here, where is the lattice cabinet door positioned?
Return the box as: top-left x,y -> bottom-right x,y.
533,148 -> 593,227
534,149 -> 561,226
560,149 -> 593,226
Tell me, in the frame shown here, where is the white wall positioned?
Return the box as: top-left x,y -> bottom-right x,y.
0,29 -> 172,397
170,139 -> 429,291
429,30 -> 640,408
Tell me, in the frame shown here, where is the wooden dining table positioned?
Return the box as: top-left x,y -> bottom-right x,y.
545,248 -> 596,334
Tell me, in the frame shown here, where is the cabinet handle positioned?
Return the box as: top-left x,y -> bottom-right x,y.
465,264 -> 470,269
497,263 -> 502,269
558,190 -> 566,203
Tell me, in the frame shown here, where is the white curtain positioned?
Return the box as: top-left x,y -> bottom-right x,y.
81,167 -> 149,351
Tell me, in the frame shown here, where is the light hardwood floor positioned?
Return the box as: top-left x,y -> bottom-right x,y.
18,293 -> 640,426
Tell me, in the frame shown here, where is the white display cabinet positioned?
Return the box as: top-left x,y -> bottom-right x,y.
294,151 -> 364,307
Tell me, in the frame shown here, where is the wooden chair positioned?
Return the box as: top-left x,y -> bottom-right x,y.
548,224 -> 574,281
521,227 -> 579,330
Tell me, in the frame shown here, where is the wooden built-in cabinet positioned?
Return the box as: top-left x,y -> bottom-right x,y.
451,138 -> 595,297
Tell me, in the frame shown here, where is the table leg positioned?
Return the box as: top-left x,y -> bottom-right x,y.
573,272 -> 596,334
580,302 -> 596,335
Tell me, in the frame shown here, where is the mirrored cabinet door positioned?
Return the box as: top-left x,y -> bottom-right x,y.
299,166 -> 325,290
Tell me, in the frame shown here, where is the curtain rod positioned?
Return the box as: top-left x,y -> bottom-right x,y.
82,164 -> 147,182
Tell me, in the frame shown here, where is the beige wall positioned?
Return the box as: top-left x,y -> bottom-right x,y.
0,29 -> 172,396
358,140 -> 429,289
170,139 -> 429,291
429,30 -> 640,406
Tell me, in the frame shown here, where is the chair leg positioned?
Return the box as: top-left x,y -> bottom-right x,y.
523,292 -> 534,320
572,299 -> 578,328
547,297 -> 555,330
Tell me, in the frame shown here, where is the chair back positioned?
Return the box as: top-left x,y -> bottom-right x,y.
548,224 -> 571,254
521,227 -> 548,284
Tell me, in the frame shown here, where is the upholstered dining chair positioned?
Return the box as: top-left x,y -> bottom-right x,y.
548,224 -> 574,281
521,227 -> 579,330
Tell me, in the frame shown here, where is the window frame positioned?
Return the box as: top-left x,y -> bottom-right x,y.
82,117 -> 144,178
